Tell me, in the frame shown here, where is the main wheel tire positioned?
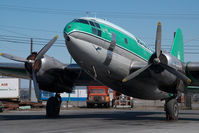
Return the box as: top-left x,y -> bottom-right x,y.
165,99 -> 179,120
87,103 -> 91,108
46,96 -> 61,118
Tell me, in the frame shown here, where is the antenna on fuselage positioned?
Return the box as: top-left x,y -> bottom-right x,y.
86,11 -> 89,17
86,11 -> 97,18
94,12 -> 96,18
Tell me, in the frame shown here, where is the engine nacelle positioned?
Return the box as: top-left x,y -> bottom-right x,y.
149,52 -> 184,93
25,53 -> 75,93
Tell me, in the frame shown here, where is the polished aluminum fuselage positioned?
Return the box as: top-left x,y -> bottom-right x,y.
65,31 -> 172,100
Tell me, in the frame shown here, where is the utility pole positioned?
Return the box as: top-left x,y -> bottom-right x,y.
29,38 -> 33,101
67,56 -> 72,108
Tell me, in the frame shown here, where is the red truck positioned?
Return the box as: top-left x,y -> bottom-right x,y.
87,86 -> 110,108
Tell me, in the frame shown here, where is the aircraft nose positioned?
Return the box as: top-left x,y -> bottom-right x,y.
64,32 -> 70,42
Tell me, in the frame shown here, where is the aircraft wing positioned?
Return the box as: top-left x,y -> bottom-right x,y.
185,62 -> 199,93
0,63 -> 29,79
185,62 -> 199,86
0,62 -> 101,86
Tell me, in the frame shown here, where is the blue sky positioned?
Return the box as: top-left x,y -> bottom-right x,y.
1,0 -> 199,87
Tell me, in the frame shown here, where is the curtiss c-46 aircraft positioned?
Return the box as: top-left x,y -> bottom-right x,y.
1,17 -> 199,120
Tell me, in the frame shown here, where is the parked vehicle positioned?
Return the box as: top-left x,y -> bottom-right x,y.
87,86 -> 110,108
112,91 -> 134,108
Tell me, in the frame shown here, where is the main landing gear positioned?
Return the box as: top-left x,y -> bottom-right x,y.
46,93 -> 62,118
164,98 -> 179,120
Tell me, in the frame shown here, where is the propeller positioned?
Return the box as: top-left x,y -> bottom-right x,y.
36,35 -> 58,61
159,63 -> 191,84
0,35 -> 59,101
155,22 -> 162,59
0,53 -> 29,63
32,69 -> 41,101
122,64 -> 152,83
122,22 -> 191,85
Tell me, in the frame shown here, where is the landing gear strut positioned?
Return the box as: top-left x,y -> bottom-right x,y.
164,98 -> 179,120
46,93 -> 62,117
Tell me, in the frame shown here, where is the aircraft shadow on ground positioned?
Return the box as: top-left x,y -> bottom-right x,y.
1,111 -> 199,121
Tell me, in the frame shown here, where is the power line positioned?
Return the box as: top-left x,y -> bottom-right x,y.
0,27 -> 31,37
0,34 -> 65,42
0,24 -> 62,33
1,4 -> 199,20
0,36 -> 66,48
1,4 -> 199,16
0,40 -> 65,48
1,38 -> 199,54
1,34 -> 199,51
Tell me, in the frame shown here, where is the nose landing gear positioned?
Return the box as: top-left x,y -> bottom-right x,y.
46,93 -> 62,118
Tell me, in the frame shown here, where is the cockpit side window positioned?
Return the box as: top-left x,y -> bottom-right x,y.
88,21 -> 101,29
94,22 -> 100,29
92,28 -> 98,35
89,21 -> 95,27
92,27 -> 101,37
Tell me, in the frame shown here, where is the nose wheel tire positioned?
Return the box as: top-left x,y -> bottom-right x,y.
165,99 -> 179,120
46,94 -> 62,118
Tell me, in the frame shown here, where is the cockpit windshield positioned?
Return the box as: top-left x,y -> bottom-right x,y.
72,19 -> 101,29
72,19 -> 89,25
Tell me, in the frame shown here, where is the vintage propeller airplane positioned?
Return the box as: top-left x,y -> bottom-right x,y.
1,17 -> 199,120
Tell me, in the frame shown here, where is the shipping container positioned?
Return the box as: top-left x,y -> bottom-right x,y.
0,78 -> 20,99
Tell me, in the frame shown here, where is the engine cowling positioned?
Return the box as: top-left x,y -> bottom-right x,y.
25,53 -> 75,93
149,52 -> 184,93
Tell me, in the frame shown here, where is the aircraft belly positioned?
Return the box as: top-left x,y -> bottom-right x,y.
124,78 -> 170,100
66,32 -> 169,100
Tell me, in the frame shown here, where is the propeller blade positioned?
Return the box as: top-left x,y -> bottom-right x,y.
32,69 -> 41,102
0,53 -> 28,62
155,22 -> 162,58
122,64 -> 152,83
160,63 -> 191,85
36,35 -> 59,60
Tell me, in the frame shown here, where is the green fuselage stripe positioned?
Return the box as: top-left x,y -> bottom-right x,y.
64,21 -> 153,61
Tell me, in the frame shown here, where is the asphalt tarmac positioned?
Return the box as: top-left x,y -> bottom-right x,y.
0,108 -> 199,133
